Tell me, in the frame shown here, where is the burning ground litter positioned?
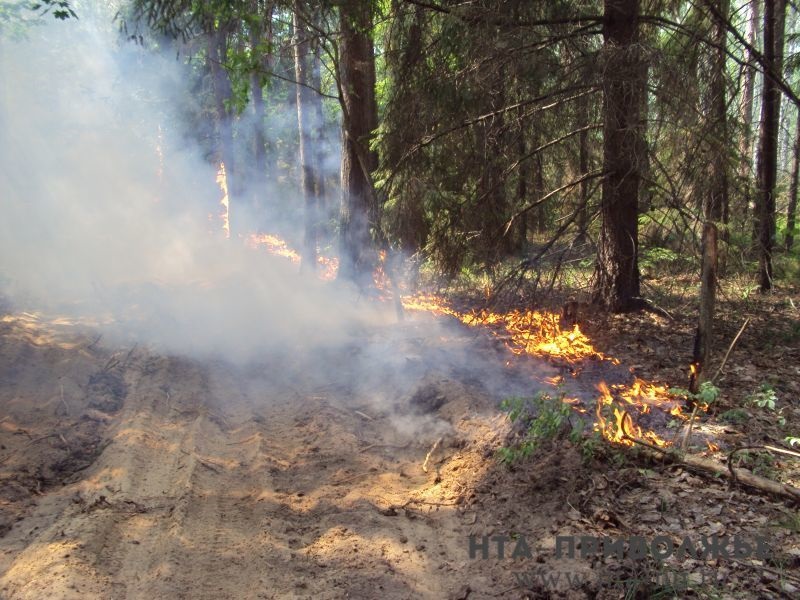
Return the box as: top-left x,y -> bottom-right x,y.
246,231 -> 690,450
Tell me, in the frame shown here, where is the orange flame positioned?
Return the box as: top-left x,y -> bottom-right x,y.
216,163 -> 230,239
242,233 -> 687,449
247,233 -> 301,263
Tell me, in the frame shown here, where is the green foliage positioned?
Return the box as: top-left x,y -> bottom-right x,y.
719,408 -> 749,424
747,384 -> 778,410
733,450 -> 777,479
746,384 -> 786,427
497,390 -> 588,465
776,510 -> 800,533
0,0 -> 69,37
640,247 -> 680,272
31,0 -> 75,20
670,381 -> 720,409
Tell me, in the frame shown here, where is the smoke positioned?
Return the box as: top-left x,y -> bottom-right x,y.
0,7 -> 390,363
0,6 -> 544,444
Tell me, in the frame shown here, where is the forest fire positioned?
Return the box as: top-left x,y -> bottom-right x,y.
459,309 -> 600,361
594,381 -> 681,447
247,233 -> 302,263
216,162 -> 230,238
244,232 -> 680,447
246,233 -> 339,279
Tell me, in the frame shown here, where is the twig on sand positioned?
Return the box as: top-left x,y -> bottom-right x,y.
59,384 -> 70,416
86,333 -> 102,350
179,449 -> 224,473
359,441 -> 411,453
354,410 -> 374,421
333,471 -> 370,485
422,437 -> 442,473
121,344 -> 138,368
227,434 -> 260,445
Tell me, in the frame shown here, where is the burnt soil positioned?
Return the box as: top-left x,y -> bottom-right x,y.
0,298 -> 798,600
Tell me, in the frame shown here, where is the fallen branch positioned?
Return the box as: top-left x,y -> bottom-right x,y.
59,384 -> 70,416
354,410 -> 374,421
333,471 -> 370,485
680,403 -> 702,450
359,441 -> 411,454
422,436 -> 442,473
712,317 -> 750,383
618,424 -> 800,502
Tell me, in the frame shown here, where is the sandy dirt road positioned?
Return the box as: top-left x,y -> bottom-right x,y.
0,311 -> 561,599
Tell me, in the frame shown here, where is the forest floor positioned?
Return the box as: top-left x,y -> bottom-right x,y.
0,279 -> 798,599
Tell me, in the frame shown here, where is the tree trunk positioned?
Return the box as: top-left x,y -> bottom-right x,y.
786,109 -> 800,251
293,4 -> 318,271
690,223 -> 718,394
592,0 -> 643,312
207,28 -> 238,236
755,0 -> 785,292
249,0 -> 274,211
738,0 -> 759,199
691,0 -> 729,391
576,90 -> 590,244
338,0 -> 378,283
310,36 -> 328,240
513,105 -> 529,252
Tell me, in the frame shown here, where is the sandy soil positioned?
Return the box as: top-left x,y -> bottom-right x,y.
1,309 -> 796,600
0,309 -> 552,599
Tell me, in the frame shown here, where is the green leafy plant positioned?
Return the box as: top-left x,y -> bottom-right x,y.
746,384 -> 786,426
498,390 -> 580,465
747,384 -> 778,409
670,381 -> 720,410
733,450 -> 778,479
719,408 -> 749,424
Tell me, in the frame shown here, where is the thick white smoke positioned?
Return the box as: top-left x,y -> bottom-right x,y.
0,6 -> 391,362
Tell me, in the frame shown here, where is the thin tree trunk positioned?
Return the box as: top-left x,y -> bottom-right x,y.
576,90 -> 590,244
514,105 -> 529,251
293,4 -> 318,271
338,0 -> 378,283
310,37 -> 328,239
482,66 -> 510,258
207,28 -> 238,235
592,0 -> 643,312
755,0 -> 786,292
786,109 -> 800,250
250,0 -> 273,209
691,0 -> 729,392
738,0 -> 759,196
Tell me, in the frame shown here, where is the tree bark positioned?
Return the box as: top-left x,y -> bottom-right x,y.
338,0 -> 378,283
738,0 -> 759,195
691,1 -> 729,392
513,105 -> 529,252
293,4 -> 318,271
755,0 -> 786,292
207,27 -> 239,236
592,0 -> 643,312
787,110 -> 800,251
249,0 -> 274,209
576,90 -> 590,244
310,35 -> 328,238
